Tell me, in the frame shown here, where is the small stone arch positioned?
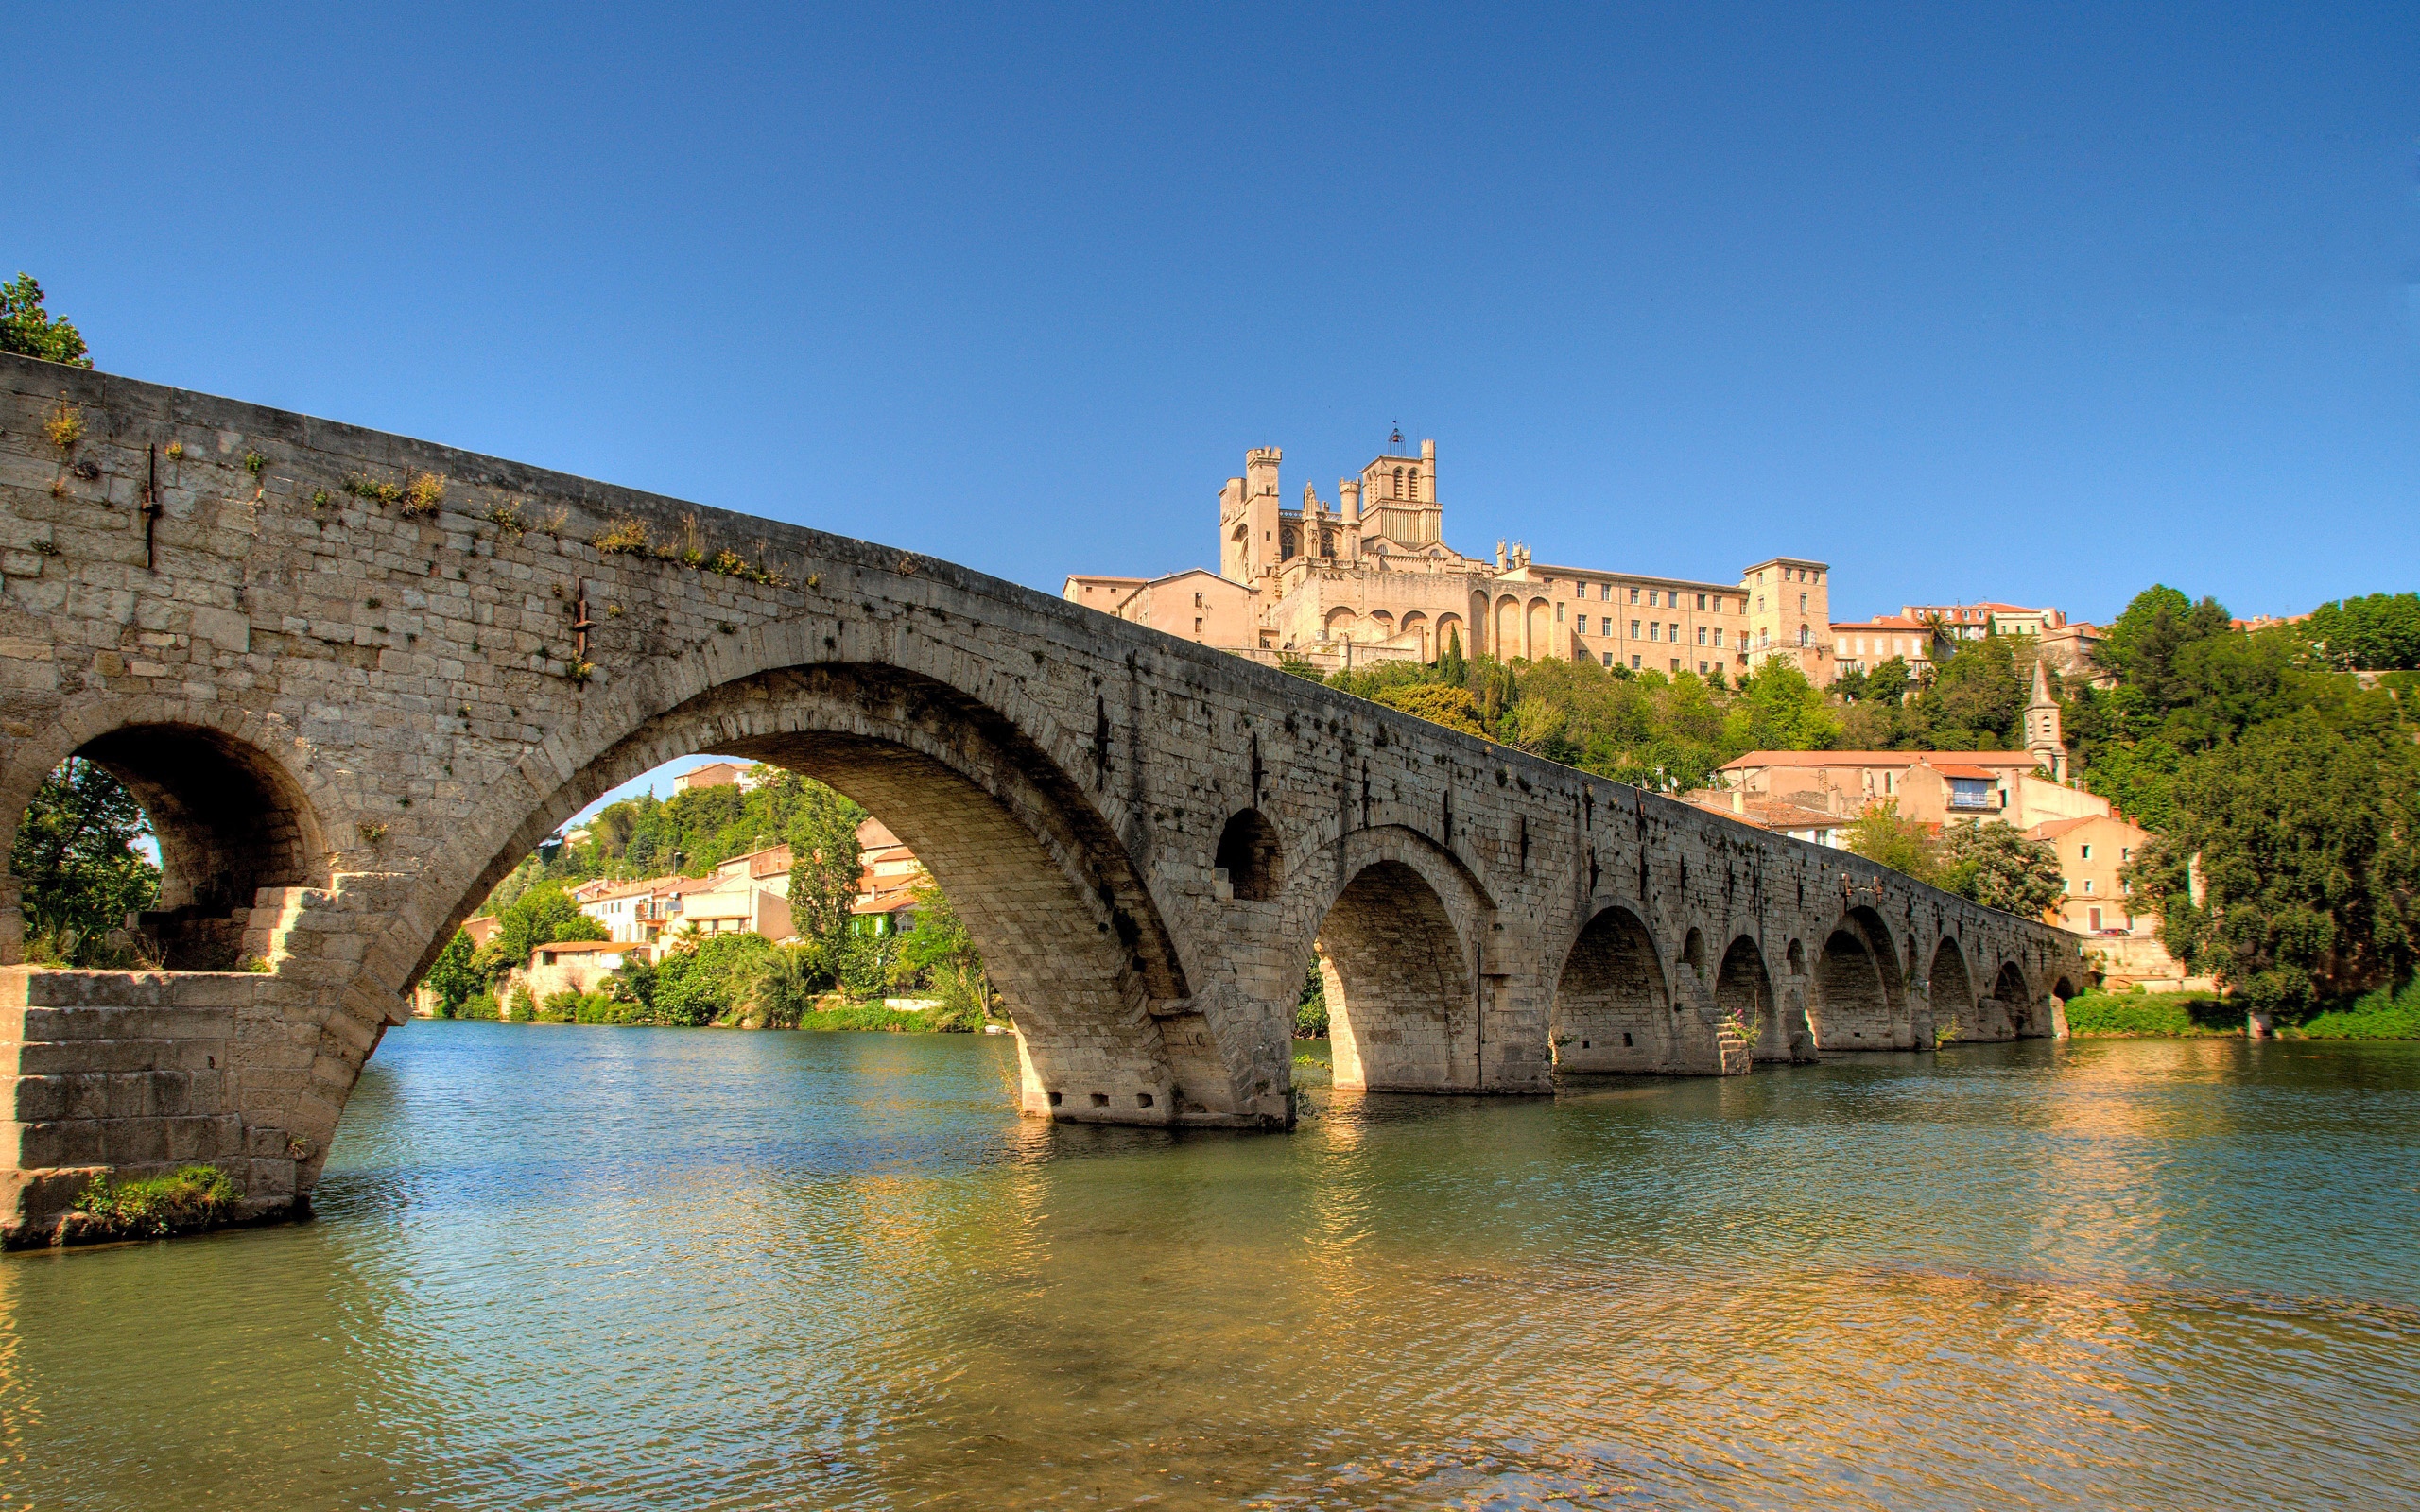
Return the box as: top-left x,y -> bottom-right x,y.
1398,611 -> 1428,656
1324,606 -> 1358,640
1213,808 -> 1283,902
1554,904 -> 1671,1073
1786,937 -> 1806,976
12,722 -> 329,970
1992,960 -> 2040,1037
1680,927 -> 1707,984
1929,937 -> 1979,1041
1715,934 -> 1793,1062
1433,611 -> 1464,662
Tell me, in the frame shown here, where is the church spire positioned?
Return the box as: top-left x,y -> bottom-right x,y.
2026,656 -> 2065,781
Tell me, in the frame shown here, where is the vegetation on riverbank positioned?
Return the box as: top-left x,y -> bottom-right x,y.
2062,978 -> 2420,1040
70,1164 -> 241,1239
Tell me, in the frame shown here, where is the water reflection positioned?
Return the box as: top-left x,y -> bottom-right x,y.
3,1025 -> 2417,1509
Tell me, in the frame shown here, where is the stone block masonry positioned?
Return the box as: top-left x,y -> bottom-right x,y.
0,352 -> 2086,1245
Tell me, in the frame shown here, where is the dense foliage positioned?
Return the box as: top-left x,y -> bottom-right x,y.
2075,584 -> 2420,1009
10,758 -> 159,964
1841,803 -> 2064,918
0,274 -> 90,367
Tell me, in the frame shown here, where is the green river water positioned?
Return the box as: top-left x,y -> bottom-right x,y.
3,1023 -> 2416,1510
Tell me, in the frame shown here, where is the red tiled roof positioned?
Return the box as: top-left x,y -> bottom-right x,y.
1932,765 -> 2002,780
1720,749 -> 2040,770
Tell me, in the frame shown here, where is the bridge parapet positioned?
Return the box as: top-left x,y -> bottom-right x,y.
0,353 -> 2085,1244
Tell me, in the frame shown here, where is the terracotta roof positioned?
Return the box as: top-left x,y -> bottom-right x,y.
1932,765 -> 2002,780
2026,817 -> 2094,840
536,940 -> 624,954
1680,794 -> 1846,832
851,888 -> 922,916
1720,749 -> 2039,771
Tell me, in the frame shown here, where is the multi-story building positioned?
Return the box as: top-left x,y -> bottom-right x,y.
1067,437 -> 1832,681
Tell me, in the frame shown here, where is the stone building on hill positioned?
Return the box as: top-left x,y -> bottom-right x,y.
1066,436 -> 1834,682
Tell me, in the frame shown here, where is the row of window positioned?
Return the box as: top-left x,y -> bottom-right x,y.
1598,652 -> 1713,675
1577,618 -> 1730,646
1574,582 -> 1727,612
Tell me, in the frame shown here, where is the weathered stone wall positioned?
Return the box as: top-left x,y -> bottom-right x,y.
0,353 -> 2084,1244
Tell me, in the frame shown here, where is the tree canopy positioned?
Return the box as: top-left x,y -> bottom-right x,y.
9,758 -> 158,963
0,275 -> 91,367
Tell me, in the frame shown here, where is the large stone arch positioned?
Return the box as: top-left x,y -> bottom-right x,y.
1809,907 -> 1910,1050
1285,825 -> 1490,1093
1552,904 -> 1672,1073
1495,595 -> 1521,658
1525,598 -> 1551,661
1715,933 -> 1796,1063
0,696 -> 340,968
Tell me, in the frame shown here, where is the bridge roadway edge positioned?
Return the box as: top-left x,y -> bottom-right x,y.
0,353 -> 2084,1245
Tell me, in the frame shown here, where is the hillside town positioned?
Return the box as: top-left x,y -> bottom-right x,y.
1063,437 -> 2296,996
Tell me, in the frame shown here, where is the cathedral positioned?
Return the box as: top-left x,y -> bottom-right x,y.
1065,437 -> 1834,684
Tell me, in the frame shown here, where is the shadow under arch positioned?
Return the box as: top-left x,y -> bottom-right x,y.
1928,937 -> 1979,1040
1717,933 -> 1804,1063
1810,906 -> 1910,1050
1554,904 -> 1672,1074
1310,856 -> 1478,1093
408,662 -> 1219,1121
15,723 -> 329,969
1213,808 -> 1282,902
1994,959 -> 2049,1038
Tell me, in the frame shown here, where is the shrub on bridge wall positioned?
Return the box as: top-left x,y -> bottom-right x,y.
69,1165 -> 242,1241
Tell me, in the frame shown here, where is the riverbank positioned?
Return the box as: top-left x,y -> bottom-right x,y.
2065,979 -> 2420,1040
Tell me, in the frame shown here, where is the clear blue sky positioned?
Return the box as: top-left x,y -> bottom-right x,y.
7,4 -> 2415,627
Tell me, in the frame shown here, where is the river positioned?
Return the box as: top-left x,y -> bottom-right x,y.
4,1022 -> 2416,1510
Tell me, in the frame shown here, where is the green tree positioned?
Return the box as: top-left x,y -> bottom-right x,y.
650,932 -> 777,1025
1935,822 -> 2066,918
738,945 -> 821,1029
1724,662 -> 1839,753
784,781 -> 866,967
1843,799 -> 1936,885
890,880 -> 995,1026
422,930 -> 485,1017
1436,626 -> 1466,683
2124,712 -> 2420,1010
0,275 -> 90,367
2302,593 -> 2420,672
475,880 -> 607,977
1375,681 -> 1489,737
11,759 -> 159,963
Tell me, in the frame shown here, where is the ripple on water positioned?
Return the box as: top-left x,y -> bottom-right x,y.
3,1026 -> 2417,1511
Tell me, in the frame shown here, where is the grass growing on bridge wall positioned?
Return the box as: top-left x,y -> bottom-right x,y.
71,1165 -> 242,1240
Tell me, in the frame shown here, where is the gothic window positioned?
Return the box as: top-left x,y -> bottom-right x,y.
1393,468 -> 1404,497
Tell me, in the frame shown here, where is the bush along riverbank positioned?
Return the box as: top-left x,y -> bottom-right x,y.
2063,979 -> 2420,1040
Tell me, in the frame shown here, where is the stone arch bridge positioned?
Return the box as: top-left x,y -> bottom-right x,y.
0,356 -> 2083,1244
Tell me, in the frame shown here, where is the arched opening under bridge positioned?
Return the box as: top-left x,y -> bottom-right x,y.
1314,859 -> 1475,1092
1553,906 -> 1670,1074
1928,938 -> 1979,1041
1810,910 -> 1908,1049
1213,809 -> 1282,902
4,723 -> 327,971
